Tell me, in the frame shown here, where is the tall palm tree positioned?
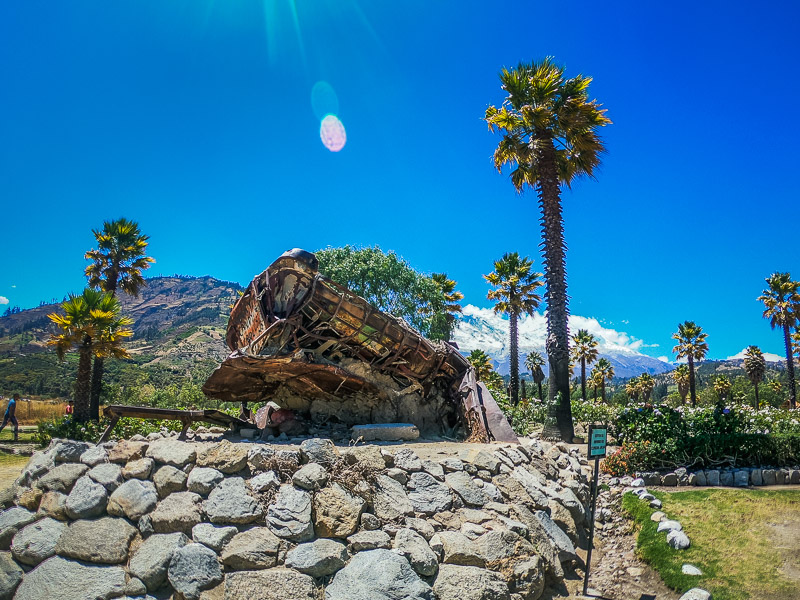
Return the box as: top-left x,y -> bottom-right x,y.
484,253 -> 543,405
672,364 -> 690,404
48,289 -> 133,422
672,321 -> 709,407
758,273 -> 800,409
743,345 -> 766,409
85,218 -> 154,418
525,350 -> 546,401
485,58 -> 610,440
593,358 -> 614,403
571,329 -> 599,400
428,273 -> 464,341
638,373 -> 656,402
625,376 -> 641,402
713,375 -> 732,404
467,349 -> 495,382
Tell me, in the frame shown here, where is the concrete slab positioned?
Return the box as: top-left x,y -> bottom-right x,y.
351,423 -> 420,442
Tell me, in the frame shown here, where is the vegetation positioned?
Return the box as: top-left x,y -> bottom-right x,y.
672,364 -> 690,404
525,351 -> 546,401
485,57 -> 610,441
758,272 -> 800,408
427,273 -> 464,341
590,357 -> 614,402
743,346 -> 766,409
672,321 -> 709,406
467,349 -> 495,382
713,374 -> 732,403
570,329 -> 598,400
484,252 -> 543,405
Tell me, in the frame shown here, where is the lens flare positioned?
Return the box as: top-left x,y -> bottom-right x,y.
320,115 -> 346,152
311,81 -> 339,121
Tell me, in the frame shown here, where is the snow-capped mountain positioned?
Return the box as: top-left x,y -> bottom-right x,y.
453,305 -> 672,379
726,348 -> 784,363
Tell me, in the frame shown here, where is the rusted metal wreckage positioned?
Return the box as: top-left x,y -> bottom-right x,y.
202,249 -> 517,443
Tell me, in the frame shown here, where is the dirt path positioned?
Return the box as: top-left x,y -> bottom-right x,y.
0,459 -> 28,490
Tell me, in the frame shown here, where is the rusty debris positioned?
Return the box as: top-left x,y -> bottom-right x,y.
202,248 -> 517,443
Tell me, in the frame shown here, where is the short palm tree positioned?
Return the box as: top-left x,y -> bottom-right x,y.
672,321 -> 709,407
759,273 -> 800,409
625,376 -> 641,402
85,218 -> 154,418
484,253 -> 543,405
593,358 -> 614,402
792,330 -> 800,365
467,349 -> 495,382
428,273 -> 464,341
713,375 -> 732,404
48,289 -> 133,422
525,350 -> 546,401
588,370 -> 604,401
768,379 -> 783,403
571,329 -> 599,400
672,364 -> 690,404
638,373 -> 656,402
743,345 -> 766,409
485,57 -> 611,441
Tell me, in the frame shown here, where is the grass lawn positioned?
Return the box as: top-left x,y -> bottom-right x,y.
623,488 -> 800,600
0,428 -> 38,444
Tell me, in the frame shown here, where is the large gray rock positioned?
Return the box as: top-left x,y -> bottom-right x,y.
313,483 -> 365,538
293,463 -> 329,490
65,475 -> 108,519
372,475 -> 413,520
122,457 -> 154,480
393,448 -> 423,472
286,538 -> 349,577
657,520 -> 682,533
192,523 -> 237,552
445,471 -> 489,507
196,440 -> 249,474
129,532 -> 189,592
221,527 -> 281,570
408,472 -> 452,515
475,529 -> 533,562
267,485 -> 314,541
146,439 -> 197,467
750,469 -> 763,486
705,470 -> 720,486
762,469 -> 777,485
13,556 -> 126,600
17,449 -> 56,488
88,462 -> 123,492
0,551 -> 23,599
35,463 -> 88,493
0,507 -> 37,549
248,471 -> 281,493
347,530 -> 391,552
667,529 -> 691,550
150,491 -> 204,535
168,543 -> 223,600
719,471 -> 733,487
393,528 -> 438,577
153,464 -> 188,498
325,549 -> 434,600
225,568 -> 317,600
187,467 -> 224,496
300,438 -> 338,465
508,467 -> 549,508
107,478 -> 158,521
679,589 -> 711,600
56,517 -> 137,564
80,445 -> 109,467
10,517 -> 67,565
205,477 -> 263,525
341,445 -> 386,471
433,564 -> 511,600
437,531 -> 485,567
108,440 -> 149,463
54,441 -> 92,463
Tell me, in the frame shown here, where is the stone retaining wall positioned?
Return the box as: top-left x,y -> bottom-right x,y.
623,465 -> 800,488
0,430 -> 591,600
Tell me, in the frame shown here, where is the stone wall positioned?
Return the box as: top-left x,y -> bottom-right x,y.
0,431 -> 591,600
625,465 -> 800,488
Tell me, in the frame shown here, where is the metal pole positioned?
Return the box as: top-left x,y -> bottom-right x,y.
583,457 -> 600,596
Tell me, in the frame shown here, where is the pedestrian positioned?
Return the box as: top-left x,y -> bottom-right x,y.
0,394 -> 20,441
65,399 -> 74,417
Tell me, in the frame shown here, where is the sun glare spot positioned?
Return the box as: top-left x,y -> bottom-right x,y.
320,114 -> 346,152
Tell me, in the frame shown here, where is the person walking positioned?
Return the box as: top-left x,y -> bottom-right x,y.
0,394 -> 20,441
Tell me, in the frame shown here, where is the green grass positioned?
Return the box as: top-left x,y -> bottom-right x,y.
622,489 -> 800,600
0,452 -> 30,467
0,429 -> 37,444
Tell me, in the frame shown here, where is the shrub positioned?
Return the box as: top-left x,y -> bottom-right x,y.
35,415 -> 184,446
601,441 -> 655,476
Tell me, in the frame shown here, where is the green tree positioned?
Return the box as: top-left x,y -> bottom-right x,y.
672,321 -> 709,407
758,273 -> 800,408
525,350 -> 546,401
570,329 -> 598,400
625,376 -> 641,402
485,58 -> 611,441
743,345 -> 766,409
47,289 -> 133,422
427,273 -> 464,341
467,349 -> 495,382
638,373 -> 655,402
672,364 -> 690,404
713,374 -> 732,403
85,218 -> 154,419
484,253 -> 543,405
592,358 -> 614,403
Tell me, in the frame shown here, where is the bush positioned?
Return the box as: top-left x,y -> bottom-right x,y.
35,415 -> 184,446
601,441 -> 657,476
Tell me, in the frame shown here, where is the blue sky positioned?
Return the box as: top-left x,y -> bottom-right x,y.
1,1 -> 798,361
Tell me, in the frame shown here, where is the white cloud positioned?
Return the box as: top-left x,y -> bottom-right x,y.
0,296 -> 8,305
727,348 -> 784,363
657,356 -> 670,363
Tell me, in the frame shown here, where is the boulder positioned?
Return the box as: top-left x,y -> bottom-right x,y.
695,470 -> 707,486
445,471 -> 489,507
13,556 -> 126,600
108,440 -> 149,463
107,479 -> 158,521
433,564 -> 511,600
168,543 -> 223,600
87,463 -> 123,492
225,568 -> 317,600
187,466 -> 225,496
661,473 -> 678,486
122,457 -> 154,480
15,488 -> 42,512
679,589 -> 711,600
150,491 -> 204,535
0,508 -> 37,549
17,450 -> 56,488
682,564 -> 703,576
440,458 -> 464,472
408,472 -> 452,515
719,472 -> 733,487
79,445 -> 108,467
421,460 -> 445,480
341,446 -> 386,471
300,438 -> 338,465
657,520 -> 682,533
221,527 -> 281,570
750,469 -> 763,486
734,471 -> 749,487
509,556 -> 544,600
462,450 -> 500,474
196,440 -> 249,474
405,517 -> 435,540
146,439 -> 197,467
286,538 -> 349,577
153,464 -> 188,498
205,477 -> 264,525
64,475 -> 108,519
10,517 -> 66,566
667,530 -> 691,550
313,483 -> 365,538
53,441 -> 92,463
293,463 -> 329,491
192,523 -> 237,552
249,471 -> 281,493
35,463 -> 88,494
705,470 -> 720,486
351,423 -> 420,442
347,530 -> 392,552
37,491 -> 68,521
56,517 -> 137,564
0,551 -> 23,599
393,528 -> 438,576
475,529 -> 534,563
437,531 -> 485,567
762,469 -> 777,485
128,532 -> 189,592
325,549 -> 434,600
372,475 -> 413,520
267,485 -> 314,541
392,448 -> 423,472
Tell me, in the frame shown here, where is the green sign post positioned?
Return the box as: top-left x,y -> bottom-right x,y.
583,424 -> 607,596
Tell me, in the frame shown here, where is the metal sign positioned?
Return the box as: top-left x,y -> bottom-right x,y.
587,425 -> 608,458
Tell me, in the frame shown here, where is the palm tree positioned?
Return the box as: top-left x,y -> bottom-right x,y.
525,350 -> 546,401
638,373 -> 655,402
571,329 -> 599,400
85,218 -> 154,419
467,349 -> 495,382
48,289 -> 133,422
792,330 -> 800,366
672,364 -> 690,404
672,321 -> 709,407
593,358 -> 614,402
484,253 -> 543,405
485,58 -> 610,441
759,273 -> 800,409
625,376 -> 641,402
743,345 -> 766,409
768,379 -> 783,404
428,273 -> 464,341
713,375 -> 732,404
588,370 -> 604,401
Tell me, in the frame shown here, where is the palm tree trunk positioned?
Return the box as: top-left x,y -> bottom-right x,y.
509,313 -> 519,405
601,380 -> 606,403
75,340 -> 93,423
754,381 -> 760,410
537,380 -> 543,403
580,358 -> 586,400
688,355 -> 697,407
784,324 -> 797,409
537,136 -> 574,442
90,356 -> 104,420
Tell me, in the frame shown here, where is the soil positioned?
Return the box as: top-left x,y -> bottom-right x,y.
767,519 -> 800,586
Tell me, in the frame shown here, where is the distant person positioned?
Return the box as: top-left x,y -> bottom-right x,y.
65,400 -> 74,417
0,394 -> 19,441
